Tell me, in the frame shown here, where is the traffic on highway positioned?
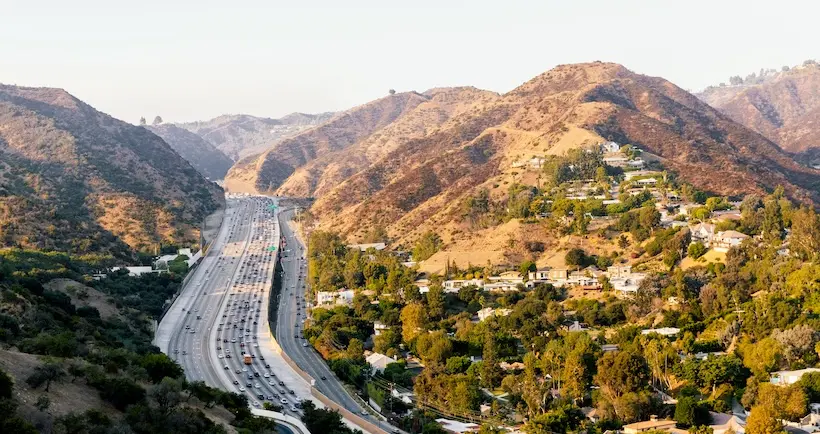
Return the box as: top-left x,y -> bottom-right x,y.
164,196 -> 307,414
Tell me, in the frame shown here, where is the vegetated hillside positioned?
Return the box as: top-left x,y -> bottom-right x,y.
177,112 -> 333,160
698,61 -> 820,154
306,62 -> 820,243
224,91 -> 436,193
276,87 -> 500,198
0,84 -> 223,258
0,249 -> 273,433
145,123 -> 234,180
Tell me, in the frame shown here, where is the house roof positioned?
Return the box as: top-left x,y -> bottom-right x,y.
718,230 -> 749,239
366,352 -> 397,369
435,419 -> 480,433
623,419 -> 676,430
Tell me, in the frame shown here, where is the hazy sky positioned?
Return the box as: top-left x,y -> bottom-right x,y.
2,0 -> 816,123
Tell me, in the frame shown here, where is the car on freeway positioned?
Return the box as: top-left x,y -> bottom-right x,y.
279,398 -> 288,404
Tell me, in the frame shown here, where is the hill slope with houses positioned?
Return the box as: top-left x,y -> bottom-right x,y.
226,63 -> 820,257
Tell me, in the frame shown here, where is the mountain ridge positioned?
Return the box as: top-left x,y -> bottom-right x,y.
225,62 -> 820,243
0,83 -> 223,258
144,123 -> 234,179
176,112 -> 334,160
698,62 -> 820,154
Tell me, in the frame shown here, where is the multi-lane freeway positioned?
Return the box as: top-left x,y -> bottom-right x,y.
158,196 -> 402,433
158,196 -> 308,415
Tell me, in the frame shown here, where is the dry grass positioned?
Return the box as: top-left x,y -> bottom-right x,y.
0,349 -> 115,419
680,249 -> 726,270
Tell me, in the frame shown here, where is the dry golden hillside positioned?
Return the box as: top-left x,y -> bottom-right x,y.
225,62 -> 820,254
699,63 -> 820,153
223,91 -> 432,193
276,87 -> 500,198
308,62 -> 820,244
0,84 -> 223,258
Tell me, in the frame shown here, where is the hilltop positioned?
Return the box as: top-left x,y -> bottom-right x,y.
698,61 -> 820,155
225,62 -> 820,248
224,91 -> 438,193
0,84 -> 223,258
177,112 -> 334,160
145,123 -> 234,180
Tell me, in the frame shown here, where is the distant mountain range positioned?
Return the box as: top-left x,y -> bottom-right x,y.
698,61 -> 820,165
175,112 -> 334,161
144,123 -> 234,180
224,62 -> 820,244
0,84 -> 223,258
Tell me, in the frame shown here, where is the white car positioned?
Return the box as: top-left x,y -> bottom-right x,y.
239,387 -> 246,392
280,398 -> 288,404
290,406 -> 297,412
268,380 -> 275,386
218,354 -> 224,359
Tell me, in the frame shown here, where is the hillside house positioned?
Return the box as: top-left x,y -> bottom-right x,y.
691,223 -> 717,245
373,321 -> 389,336
436,419 -> 480,434
606,265 -> 633,278
109,266 -> 161,277
348,242 -> 387,251
770,368 -> 820,386
566,321 -> 590,332
601,141 -> 621,153
443,279 -> 485,293
708,412 -> 746,434
528,268 -> 551,281
366,352 -> 398,374
713,230 -> 750,252
628,158 -> 645,168
641,327 -> 681,337
637,178 -> 657,185
622,416 -> 677,434
413,278 -> 430,294
548,268 -> 569,281
316,289 -> 355,306
494,270 -> 524,281
478,307 -> 512,322
485,282 -> 522,292
604,155 -> 630,167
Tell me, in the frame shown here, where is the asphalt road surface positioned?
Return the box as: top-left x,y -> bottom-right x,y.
166,196 -> 307,415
